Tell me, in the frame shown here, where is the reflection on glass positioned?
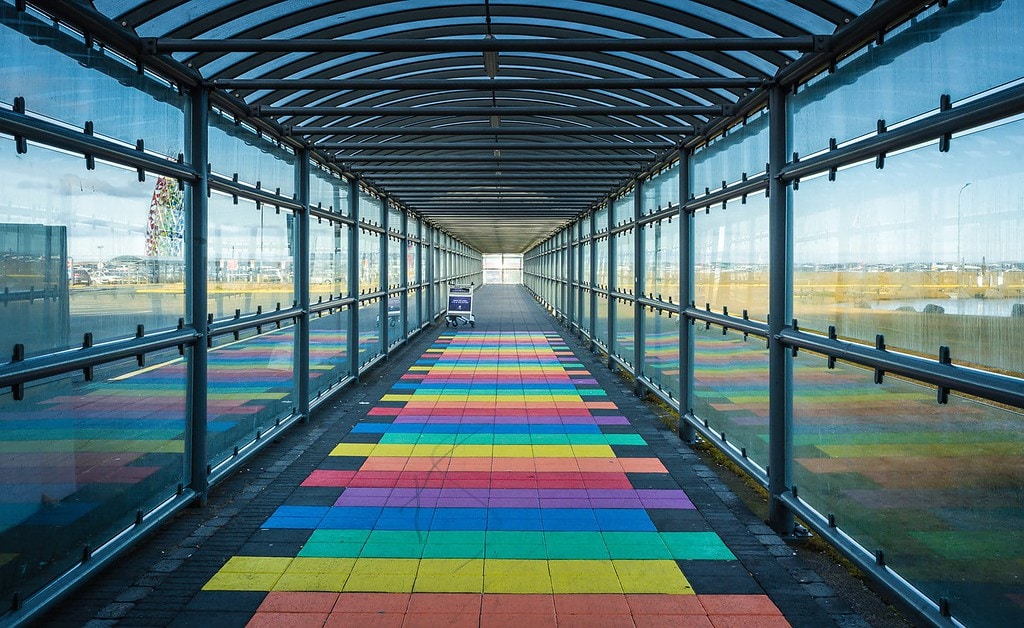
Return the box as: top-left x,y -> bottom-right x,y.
693,327 -> 770,470
612,191 -> 634,227
695,195 -> 770,321
594,203 -> 609,232
792,350 -> 1024,628
644,307 -> 679,396
595,294 -> 609,347
614,230 -> 634,294
208,193 -> 295,318
0,139 -> 186,356
579,288 -> 591,332
207,326 -> 295,468
791,1 -> 1024,158
0,348 -> 186,605
208,112 -> 296,197
358,299 -> 382,366
613,298 -> 634,366
792,118 -> 1024,377
309,308 -> 349,399
388,235 -> 403,290
310,220 -> 347,303
594,237 -> 609,287
643,218 -> 680,302
407,241 -> 419,286
357,230 -> 381,294
691,111 -> 768,197
1,11 -> 184,158
644,166 -> 680,213
309,164 -> 349,215
359,189 -> 383,226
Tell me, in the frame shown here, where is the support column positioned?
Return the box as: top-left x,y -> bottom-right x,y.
400,208 -> 409,339
185,87 -> 209,505
768,84 -> 795,534
347,178 -> 360,379
425,227 -> 435,320
606,204 -> 615,368
295,149 -> 310,421
678,149 -> 696,443
588,210 -> 597,350
633,178 -> 645,395
380,199 -> 390,353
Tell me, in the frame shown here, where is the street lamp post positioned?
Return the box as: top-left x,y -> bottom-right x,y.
956,182 -> 971,297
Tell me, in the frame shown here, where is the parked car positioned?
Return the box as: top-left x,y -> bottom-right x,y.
71,268 -> 92,285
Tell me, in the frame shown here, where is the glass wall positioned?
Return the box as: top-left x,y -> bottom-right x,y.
525,4 -> 1024,626
0,8 -> 482,617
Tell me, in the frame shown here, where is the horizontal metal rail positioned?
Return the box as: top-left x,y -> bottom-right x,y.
350,164 -> 640,172
682,411 -> 770,486
309,206 -> 356,225
208,306 -> 300,340
309,296 -> 357,315
0,327 -> 199,390
337,154 -> 656,163
208,173 -> 304,212
683,173 -> 769,213
777,492 -> 958,628
150,36 -> 823,54
320,141 -> 673,151
258,105 -> 728,118
683,306 -> 769,338
289,125 -> 695,137
778,328 -> 1024,409
0,107 -> 197,182
213,78 -> 768,91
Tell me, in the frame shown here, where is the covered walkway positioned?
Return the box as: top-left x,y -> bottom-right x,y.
41,286 -> 901,627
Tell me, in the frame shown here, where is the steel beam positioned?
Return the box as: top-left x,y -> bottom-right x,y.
319,142 -> 672,151
186,87 -> 209,505
295,148 -> 311,421
349,164 -> 640,172
151,36 -> 821,54
767,84 -> 794,535
258,105 -> 727,117
213,77 -> 766,91
288,125 -> 694,136
366,173 -> 626,180
337,154 -> 654,162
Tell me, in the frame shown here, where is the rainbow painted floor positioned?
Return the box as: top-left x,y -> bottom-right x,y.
203,331 -> 788,626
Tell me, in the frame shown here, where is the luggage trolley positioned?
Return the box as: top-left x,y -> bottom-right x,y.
445,282 -> 475,327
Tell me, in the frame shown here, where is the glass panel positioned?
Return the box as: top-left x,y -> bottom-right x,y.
595,293 -> 609,348
309,163 -> 349,215
614,230 -> 635,294
208,111 -> 296,197
792,117 -> 1024,377
695,194 -> 770,321
579,287 -> 591,332
0,139 -> 186,356
310,219 -> 347,303
357,298 -> 382,367
693,326 -> 770,471
407,241 -> 419,286
357,229 -> 381,294
208,193 -> 295,319
594,237 -> 609,288
387,204 -> 403,235
309,307 -> 349,400
644,165 -> 680,212
359,188 -> 383,226
644,307 -> 679,397
0,10 -> 184,159
387,235 -> 402,290
691,110 -> 769,196
0,347 -> 186,604
612,191 -> 634,227
581,241 -> 592,285
790,1 -> 1024,157
207,325 -> 295,468
387,294 -> 403,347
792,349 -> 1024,628
613,298 -> 634,366
410,288 -> 421,329
643,218 -> 681,303
594,203 -> 609,233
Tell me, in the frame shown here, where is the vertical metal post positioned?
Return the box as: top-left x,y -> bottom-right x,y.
606,202 -> 615,368
347,178 -> 360,379
633,177 -> 645,395
380,199 -> 389,353
295,148 -> 310,421
567,228 -> 575,328
185,87 -> 209,505
425,227 -> 435,320
400,207 -> 409,339
678,149 -> 696,443
588,209 -> 597,349
768,84 -> 795,534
